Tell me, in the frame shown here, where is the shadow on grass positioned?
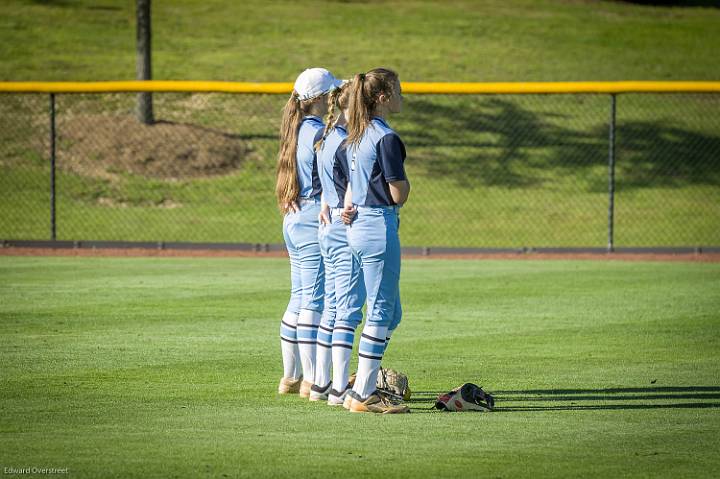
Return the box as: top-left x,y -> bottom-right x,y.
146,98 -> 720,193
407,386 -> 720,412
613,0 -> 720,7
399,96 -> 720,190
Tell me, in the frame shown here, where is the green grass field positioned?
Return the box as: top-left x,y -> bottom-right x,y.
1,256 -> 719,477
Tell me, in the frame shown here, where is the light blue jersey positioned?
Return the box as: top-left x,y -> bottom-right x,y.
297,116 -> 324,199
347,117 -> 406,207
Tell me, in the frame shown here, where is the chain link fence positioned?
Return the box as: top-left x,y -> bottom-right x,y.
1,89 -> 719,250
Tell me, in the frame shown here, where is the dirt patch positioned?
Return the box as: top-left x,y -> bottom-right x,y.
0,247 -> 285,259
407,252 -> 720,263
56,115 -> 260,180
2,247 -> 719,263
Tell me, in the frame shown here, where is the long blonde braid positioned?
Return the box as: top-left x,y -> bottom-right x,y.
314,83 -> 349,152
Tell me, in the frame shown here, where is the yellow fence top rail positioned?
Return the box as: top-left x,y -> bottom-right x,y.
1,81 -> 719,94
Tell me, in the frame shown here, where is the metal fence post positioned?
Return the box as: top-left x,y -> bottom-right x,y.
50,93 -> 56,241
607,94 -> 617,253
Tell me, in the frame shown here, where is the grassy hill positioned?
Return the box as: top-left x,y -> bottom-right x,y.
1,0 -> 719,82
0,0 -> 719,247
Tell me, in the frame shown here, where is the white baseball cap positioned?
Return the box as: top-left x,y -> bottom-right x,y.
293,68 -> 343,101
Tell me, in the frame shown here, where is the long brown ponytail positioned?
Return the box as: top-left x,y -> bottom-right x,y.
276,91 -> 310,211
345,68 -> 398,146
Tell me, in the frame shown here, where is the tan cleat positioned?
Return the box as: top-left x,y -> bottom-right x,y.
278,376 -> 303,394
299,380 -> 313,399
349,392 -> 410,414
343,393 -> 353,410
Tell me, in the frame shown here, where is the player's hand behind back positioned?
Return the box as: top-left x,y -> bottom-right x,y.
319,204 -> 331,225
341,205 -> 357,225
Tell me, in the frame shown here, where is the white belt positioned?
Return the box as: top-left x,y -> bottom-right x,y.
298,197 -> 320,206
356,204 -> 401,212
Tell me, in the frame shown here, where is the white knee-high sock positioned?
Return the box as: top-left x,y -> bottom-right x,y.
353,324 -> 388,399
383,327 -> 396,355
314,321 -> 333,387
331,324 -> 356,393
280,311 -> 300,379
296,309 -> 322,382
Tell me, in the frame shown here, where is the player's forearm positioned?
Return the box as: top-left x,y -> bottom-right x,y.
343,184 -> 353,209
320,192 -> 328,211
389,180 -> 410,205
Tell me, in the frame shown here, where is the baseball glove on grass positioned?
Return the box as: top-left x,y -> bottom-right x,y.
376,368 -> 411,401
434,383 -> 494,412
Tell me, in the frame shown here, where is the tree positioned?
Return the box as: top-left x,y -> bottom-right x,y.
136,0 -> 153,124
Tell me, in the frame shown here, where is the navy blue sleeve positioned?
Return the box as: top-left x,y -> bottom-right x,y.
310,126 -> 325,196
333,142 -> 349,207
376,133 -> 406,182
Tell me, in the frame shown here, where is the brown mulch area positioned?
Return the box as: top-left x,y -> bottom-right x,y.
0,247 -> 285,259
55,115 -> 259,180
1,247 -> 718,263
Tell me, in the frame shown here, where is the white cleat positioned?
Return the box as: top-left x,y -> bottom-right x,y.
309,383 -> 332,402
327,388 -> 348,406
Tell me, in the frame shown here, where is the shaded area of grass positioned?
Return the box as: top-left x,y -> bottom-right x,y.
402,95 -> 720,190
0,257 -> 719,477
618,1 -> 720,7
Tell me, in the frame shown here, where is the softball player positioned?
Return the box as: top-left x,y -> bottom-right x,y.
307,83 -> 362,405
342,68 -> 410,414
276,68 -> 343,398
